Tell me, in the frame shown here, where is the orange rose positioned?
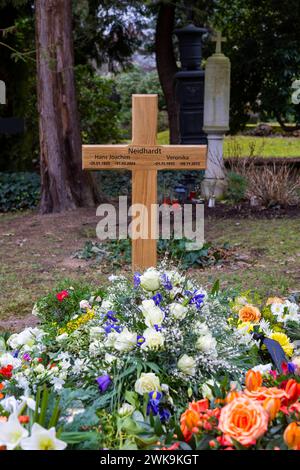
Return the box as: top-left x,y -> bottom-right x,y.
283,422 -> 300,450
188,399 -> 209,413
218,396 -> 269,447
266,297 -> 284,305
282,379 -> 300,406
245,370 -> 263,391
263,397 -> 281,420
239,305 -> 261,323
245,386 -> 287,402
226,390 -> 241,403
180,409 -> 201,441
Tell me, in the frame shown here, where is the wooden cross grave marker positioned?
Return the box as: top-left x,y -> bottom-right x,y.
82,94 -> 207,271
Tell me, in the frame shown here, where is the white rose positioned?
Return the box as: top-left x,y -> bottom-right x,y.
56,333 -> 68,342
140,269 -> 160,291
177,354 -> 196,376
139,300 -> 164,328
141,328 -> 164,351
134,372 -> 161,395
196,334 -> 217,353
79,300 -> 91,310
114,328 -> 137,352
169,302 -> 188,320
118,403 -> 135,417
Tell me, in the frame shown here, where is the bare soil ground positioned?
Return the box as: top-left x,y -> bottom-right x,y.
0,207 -> 299,332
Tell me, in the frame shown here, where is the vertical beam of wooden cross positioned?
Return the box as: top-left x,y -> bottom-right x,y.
82,94 -> 207,272
132,95 -> 158,270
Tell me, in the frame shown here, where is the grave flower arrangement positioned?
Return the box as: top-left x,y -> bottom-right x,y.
228,294 -> 300,366
0,267 -> 299,450
153,365 -> 300,450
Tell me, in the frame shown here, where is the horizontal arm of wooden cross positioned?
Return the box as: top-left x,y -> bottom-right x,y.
82,144 -> 206,171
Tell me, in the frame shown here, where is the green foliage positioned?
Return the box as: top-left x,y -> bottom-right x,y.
73,238 -> 231,269
213,0 -> 300,132
225,171 -> 247,203
0,172 -> 40,212
75,65 -> 121,144
115,66 -> 165,136
35,279 -> 103,326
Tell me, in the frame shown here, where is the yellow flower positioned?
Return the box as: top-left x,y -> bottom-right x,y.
237,322 -> 254,333
270,332 -> 294,357
58,309 -> 95,335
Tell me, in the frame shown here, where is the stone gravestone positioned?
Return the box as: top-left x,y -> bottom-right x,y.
82,94 -> 207,271
0,79 -> 24,134
202,31 -> 231,199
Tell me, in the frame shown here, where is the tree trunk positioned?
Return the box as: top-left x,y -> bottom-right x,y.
35,0 -> 99,213
155,2 -> 180,144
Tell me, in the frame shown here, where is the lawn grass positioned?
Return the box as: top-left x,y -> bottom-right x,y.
157,130 -> 300,158
0,209 -> 299,327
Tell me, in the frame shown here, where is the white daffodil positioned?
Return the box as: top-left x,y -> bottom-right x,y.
0,414 -> 28,450
20,423 -> 67,450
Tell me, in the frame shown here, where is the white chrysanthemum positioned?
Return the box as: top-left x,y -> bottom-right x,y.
259,319 -> 273,337
271,303 -> 285,320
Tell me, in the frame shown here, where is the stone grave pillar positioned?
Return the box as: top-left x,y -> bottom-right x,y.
202,31 -> 231,199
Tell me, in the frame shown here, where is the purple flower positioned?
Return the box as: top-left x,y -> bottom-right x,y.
96,374 -> 111,393
13,350 -> 19,358
146,391 -> 162,416
134,272 -> 141,288
288,362 -> 297,374
154,324 -> 162,332
152,293 -> 162,306
23,353 -> 31,362
161,274 -> 172,291
104,323 -> 122,334
106,311 -> 117,322
189,290 -> 205,309
137,335 -> 145,347
159,408 -> 171,423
